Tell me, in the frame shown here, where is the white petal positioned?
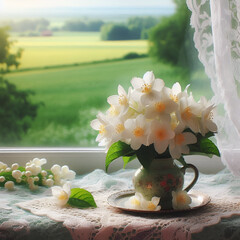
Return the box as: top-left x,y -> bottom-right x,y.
143,71 -> 155,84
118,85 -> 126,95
131,77 -> 144,90
107,95 -> 119,105
130,139 -> 142,150
154,140 -> 169,154
169,145 -> 179,159
183,132 -> 197,144
151,196 -> 160,206
206,120 -> 217,132
51,186 -> 62,197
90,119 -> 101,130
63,182 -> 71,196
152,78 -> 164,91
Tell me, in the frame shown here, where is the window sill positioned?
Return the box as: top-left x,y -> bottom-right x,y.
0,147 -> 225,174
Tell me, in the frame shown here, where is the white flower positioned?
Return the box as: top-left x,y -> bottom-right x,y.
126,192 -> 161,211
90,112 -> 114,148
124,114 -> 150,150
131,71 -> 164,105
145,87 -> 178,120
167,82 -> 189,103
5,181 -> 15,190
0,176 -> 5,182
26,165 -> 41,176
199,97 -> 217,136
41,170 -> 47,177
107,85 -> 131,115
177,95 -> 201,133
61,165 -> 76,180
0,162 -> 7,170
25,171 -> 32,177
26,158 -> 47,167
45,178 -> 54,187
148,120 -> 175,154
12,170 -> 22,179
11,163 -> 19,170
25,158 -> 47,175
51,182 -> 71,207
172,190 -> 192,210
169,124 -> 197,159
51,164 -> 76,186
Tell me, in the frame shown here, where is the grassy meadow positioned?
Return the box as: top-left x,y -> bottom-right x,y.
11,32 -> 147,69
4,32 -> 211,147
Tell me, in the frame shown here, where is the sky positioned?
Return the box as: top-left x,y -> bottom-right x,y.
0,0 -> 175,19
1,0 -> 174,10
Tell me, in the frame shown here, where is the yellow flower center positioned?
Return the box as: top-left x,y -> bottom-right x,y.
147,202 -> 156,211
118,95 -> 128,106
155,102 -> 166,113
176,193 -> 187,204
58,191 -> 69,201
109,105 -> 119,116
99,125 -> 105,135
181,107 -> 192,121
155,128 -> 167,141
131,198 -> 140,206
175,133 -> 185,145
170,94 -> 178,103
133,127 -> 144,137
141,83 -> 151,94
205,111 -> 213,120
115,124 -> 125,134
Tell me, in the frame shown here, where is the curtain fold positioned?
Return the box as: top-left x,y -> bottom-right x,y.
186,0 -> 240,175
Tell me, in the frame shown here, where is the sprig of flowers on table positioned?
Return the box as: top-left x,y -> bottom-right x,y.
0,158 -> 97,208
0,158 -> 75,190
91,71 -> 220,170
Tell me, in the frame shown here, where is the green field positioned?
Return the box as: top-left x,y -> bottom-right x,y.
6,57 -> 190,147
10,32 -> 147,69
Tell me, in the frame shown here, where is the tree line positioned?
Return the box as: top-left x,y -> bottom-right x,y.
101,17 -> 159,40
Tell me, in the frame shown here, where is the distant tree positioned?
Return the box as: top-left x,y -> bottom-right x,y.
0,27 -> 23,72
87,20 -> 105,31
62,20 -> 104,32
149,0 -> 196,68
0,27 -> 40,143
101,24 -> 132,40
101,17 -> 158,41
0,76 -> 40,143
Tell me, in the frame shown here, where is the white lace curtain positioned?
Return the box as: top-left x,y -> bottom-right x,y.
186,0 -> 240,175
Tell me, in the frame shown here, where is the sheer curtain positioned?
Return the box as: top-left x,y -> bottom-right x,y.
186,0 -> 240,175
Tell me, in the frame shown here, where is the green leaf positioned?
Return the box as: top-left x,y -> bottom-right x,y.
189,138 -> 220,157
67,188 -> 97,208
136,144 -> 155,169
105,141 -> 135,171
123,155 -> 137,168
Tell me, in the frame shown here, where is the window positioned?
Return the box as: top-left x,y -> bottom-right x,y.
0,0 -> 223,173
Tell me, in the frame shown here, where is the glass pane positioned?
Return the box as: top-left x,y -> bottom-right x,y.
0,0 -> 212,147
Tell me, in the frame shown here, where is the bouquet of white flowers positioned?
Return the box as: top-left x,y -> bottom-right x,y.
91,71 -> 220,170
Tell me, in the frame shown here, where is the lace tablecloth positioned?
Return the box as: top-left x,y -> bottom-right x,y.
1,168 -> 240,240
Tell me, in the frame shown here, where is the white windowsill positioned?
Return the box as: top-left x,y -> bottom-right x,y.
0,147 -> 225,174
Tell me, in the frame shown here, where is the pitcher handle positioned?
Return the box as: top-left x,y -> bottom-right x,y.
181,163 -> 199,192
